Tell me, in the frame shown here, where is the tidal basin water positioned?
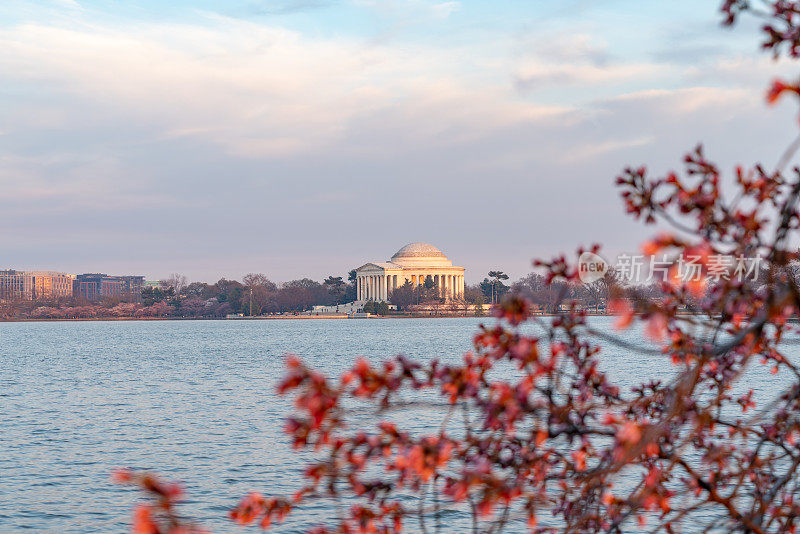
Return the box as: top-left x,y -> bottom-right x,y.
0,317 -> 793,532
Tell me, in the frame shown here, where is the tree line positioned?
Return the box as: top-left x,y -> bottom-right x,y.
0,263 -> 779,321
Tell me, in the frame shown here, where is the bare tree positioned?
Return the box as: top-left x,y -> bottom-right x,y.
242,273 -> 278,316
162,273 -> 187,295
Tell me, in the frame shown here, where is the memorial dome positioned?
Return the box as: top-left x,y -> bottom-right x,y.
392,242 -> 446,259
390,242 -> 452,267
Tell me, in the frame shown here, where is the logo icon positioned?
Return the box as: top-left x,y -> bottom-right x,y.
578,252 -> 608,284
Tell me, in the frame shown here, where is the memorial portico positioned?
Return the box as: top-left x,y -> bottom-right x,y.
355,243 -> 466,302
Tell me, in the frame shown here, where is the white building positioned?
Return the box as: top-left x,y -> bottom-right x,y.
355,242 -> 465,302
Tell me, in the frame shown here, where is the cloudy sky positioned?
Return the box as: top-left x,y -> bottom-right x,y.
1,0 -> 797,283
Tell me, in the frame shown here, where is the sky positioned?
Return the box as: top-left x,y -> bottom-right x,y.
1,0 -> 798,284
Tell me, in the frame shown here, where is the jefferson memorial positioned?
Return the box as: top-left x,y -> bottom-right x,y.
356,243 -> 465,302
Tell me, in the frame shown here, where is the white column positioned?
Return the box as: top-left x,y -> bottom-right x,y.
357,276 -> 361,300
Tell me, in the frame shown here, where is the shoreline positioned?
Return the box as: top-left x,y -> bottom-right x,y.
0,315 -> 489,323
0,313 -> 624,323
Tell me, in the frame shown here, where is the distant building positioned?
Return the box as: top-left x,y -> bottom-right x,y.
120,276 -> 145,298
310,302 -> 394,315
74,274 -> 145,301
0,270 -> 26,300
355,242 -> 465,302
0,270 -> 74,300
31,271 -> 75,299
